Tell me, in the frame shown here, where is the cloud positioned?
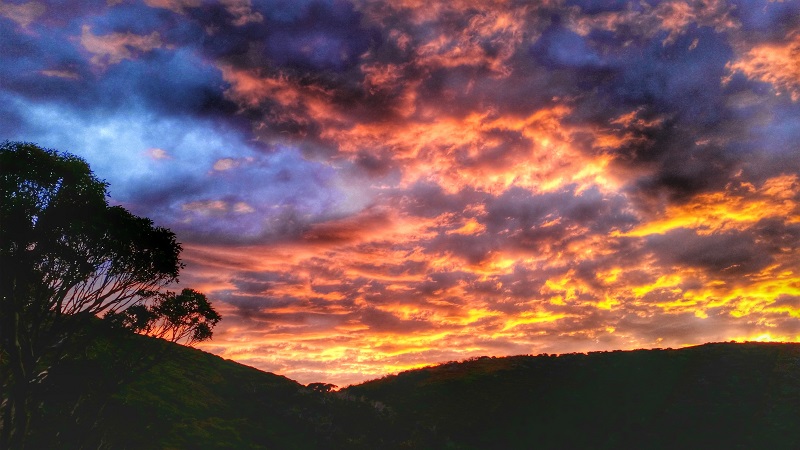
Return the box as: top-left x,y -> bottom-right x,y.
2,0 -> 799,386
80,25 -> 163,66
727,31 -> 800,101
147,147 -> 170,159
530,19 -> 602,69
143,0 -> 201,14
619,174 -> 800,237
212,157 -> 252,171
0,0 -> 45,28
145,0 -> 262,26
646,228 -> 774,275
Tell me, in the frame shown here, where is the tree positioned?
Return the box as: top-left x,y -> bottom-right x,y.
0,141 -> 220,449
105,288 -> 221,346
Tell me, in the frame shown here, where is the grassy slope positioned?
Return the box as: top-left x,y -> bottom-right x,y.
30,339 -> 800,449
30,332 -> 388,449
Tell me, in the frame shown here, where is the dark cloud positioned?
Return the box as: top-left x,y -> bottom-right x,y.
359,307 -> 432,333
731,0 -> 800,41
565,0 -> 628,15
752,218 -> 800,255
485,186 -> 634,248
86,3 -> 182,36
230,270 -> 303,295
646,228 -> 773,275
616,312 -> 739,343
530,20 -> 603,69
104,52 -> 238,117
190,0 -> 378,73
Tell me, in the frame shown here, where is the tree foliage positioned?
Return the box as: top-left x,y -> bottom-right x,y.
106,288 -> 221,346
0,141 -> 220,448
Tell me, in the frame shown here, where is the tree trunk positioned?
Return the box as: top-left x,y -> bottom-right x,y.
8,384 -> 30,450
1,395 -> 12,449
2,311 -> 32,450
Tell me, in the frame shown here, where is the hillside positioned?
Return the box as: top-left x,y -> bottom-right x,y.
23,339 -> 800,449
345,343 -> 800,449
24,330 -> 391,449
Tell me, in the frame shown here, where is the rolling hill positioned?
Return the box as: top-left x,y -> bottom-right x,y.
345,342 -> 800,449
22,336 -> 800,449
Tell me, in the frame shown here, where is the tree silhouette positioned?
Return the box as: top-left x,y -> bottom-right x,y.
106,288 -> 221,346
0,141 -> 219,449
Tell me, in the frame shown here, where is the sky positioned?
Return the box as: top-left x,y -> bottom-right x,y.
2,0 -> 799,386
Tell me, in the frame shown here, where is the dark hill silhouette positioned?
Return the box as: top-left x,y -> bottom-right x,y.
24,338 -> 800,449
345,343 -> 800,449
24,328 -> 392,449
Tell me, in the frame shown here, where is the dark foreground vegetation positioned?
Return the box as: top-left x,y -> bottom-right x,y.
18,338 -> 800,449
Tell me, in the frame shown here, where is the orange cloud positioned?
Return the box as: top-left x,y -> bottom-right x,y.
219,65 -> 347,133
570,0 -> 735,44
411,7 -> 526,76
325,105 -> 618,195
727,32 -> 800,101
618,174 -> 800,237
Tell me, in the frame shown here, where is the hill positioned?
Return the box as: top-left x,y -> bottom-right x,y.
345,342 -> 800,449
22,338 -> 800,449
24,330 -> 390,449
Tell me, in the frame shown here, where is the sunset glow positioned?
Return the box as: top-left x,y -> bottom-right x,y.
2,0 -> 799,386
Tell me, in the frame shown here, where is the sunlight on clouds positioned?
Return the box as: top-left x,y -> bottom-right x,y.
631,274 -> 684,299
119,0 -> 800,388
570,0 -> 735,44
617,263 -> 800,321
473,255 -> 517,276
598,268 -> 622,284
219,66 -> 301,108
727,32 -> 800,101
543,275 -> 573,306
731,332 -> 800,343
597,296 -> 620,310
220,65 -> 346,130
411,7 -> 525,76
447,217 -> 486,236
327,105 -> 618,195
619,175 -> 800,237
7,0 -> 799,388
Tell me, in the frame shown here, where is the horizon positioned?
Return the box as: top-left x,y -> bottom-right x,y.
2,0 -> 799,387
261,339 -> 799,388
